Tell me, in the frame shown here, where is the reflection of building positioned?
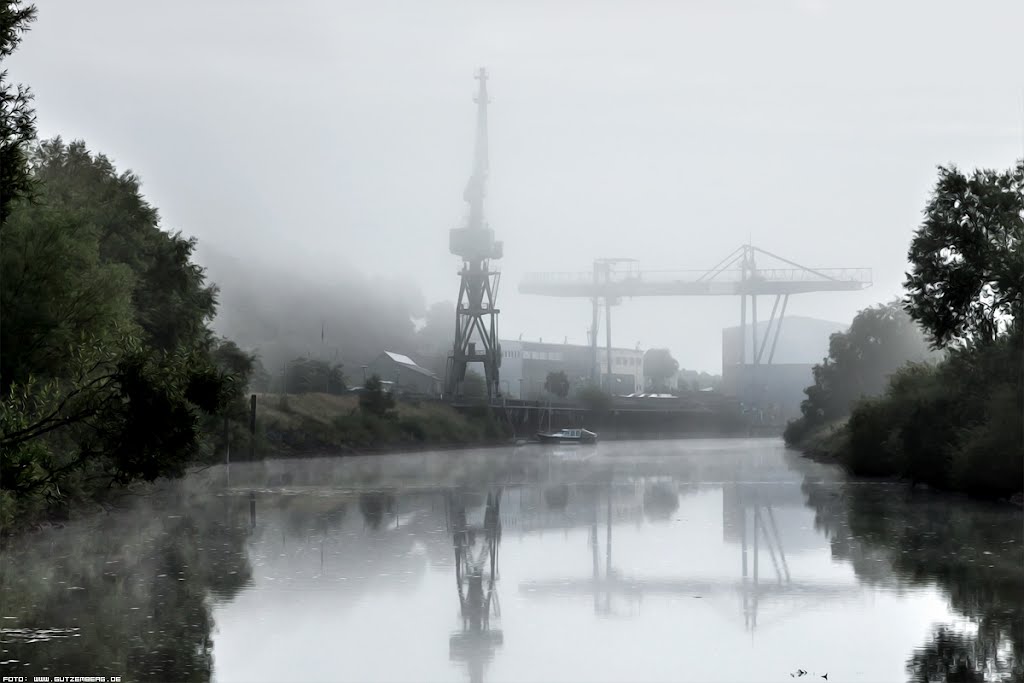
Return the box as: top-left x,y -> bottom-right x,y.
499,339 -> 644,399
366,351 -> 440,396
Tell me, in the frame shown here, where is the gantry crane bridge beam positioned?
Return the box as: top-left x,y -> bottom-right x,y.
518,244 -> 871,388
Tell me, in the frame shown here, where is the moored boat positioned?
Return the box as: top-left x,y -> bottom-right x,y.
536,428 -> 598,444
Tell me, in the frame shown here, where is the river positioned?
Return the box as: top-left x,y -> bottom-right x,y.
1,439 -> 1021,682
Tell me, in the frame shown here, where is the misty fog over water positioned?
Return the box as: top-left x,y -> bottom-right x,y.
3,441 -> 1021,682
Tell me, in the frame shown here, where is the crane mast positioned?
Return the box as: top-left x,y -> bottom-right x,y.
446,68 -> 503,399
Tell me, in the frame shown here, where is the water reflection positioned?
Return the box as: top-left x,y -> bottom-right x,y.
0,491 -> 253,680
448,489 -> 503,683
799,468 -> 1024,681
2,441 -> 1021,682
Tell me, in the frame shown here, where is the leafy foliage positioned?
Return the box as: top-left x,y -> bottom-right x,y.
29,139 -> 218,352
544,370 -> 570,399
461,370 -> 486,399
905,160 -> 1024,348
576,384 -> 612,412
0,137 -> 252,527
0,1 -> 37,225
643,348 -> 679,390
359,375 -> 396,418
785,301 -> 934,443
788,161 -> 1023,500
282,357 -> 346,395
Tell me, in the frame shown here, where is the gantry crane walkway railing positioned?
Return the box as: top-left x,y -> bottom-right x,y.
518,244 -> 872,387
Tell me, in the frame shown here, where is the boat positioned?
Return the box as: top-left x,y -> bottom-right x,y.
536,428 -> 598,444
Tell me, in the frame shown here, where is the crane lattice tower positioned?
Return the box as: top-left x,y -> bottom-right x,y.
445,68 -> 503,399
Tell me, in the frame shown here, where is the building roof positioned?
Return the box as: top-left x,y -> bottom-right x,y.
500,339 -> 643,355
384,351 -> 417,366
380,351 -> 438,379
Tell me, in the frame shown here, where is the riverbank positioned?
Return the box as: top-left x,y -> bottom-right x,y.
253,392 -> 512,456
786,418 -> 1024,507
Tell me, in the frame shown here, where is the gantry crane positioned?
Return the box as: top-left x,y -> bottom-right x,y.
519,244 -> 872,390
446,68 -> 503,399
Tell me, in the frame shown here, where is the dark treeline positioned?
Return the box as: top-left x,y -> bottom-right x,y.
0,6 -> 251,530
786,159 -> 1023,500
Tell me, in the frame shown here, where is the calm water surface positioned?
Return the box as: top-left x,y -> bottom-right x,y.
2,439 -> 1021,682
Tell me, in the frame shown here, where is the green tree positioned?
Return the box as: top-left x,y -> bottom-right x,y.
0,136 -> 245,518
28,138 -> 218,352
0,2 -> 37,225
283,357 -> 346,395
798,302 -> 933,425
544,370 -> 570,399
577,384 -> 612,412
905,160 -> 1024,349
461,370 -> 486,399
643,348 -> 679,391
359,374 -> 395,418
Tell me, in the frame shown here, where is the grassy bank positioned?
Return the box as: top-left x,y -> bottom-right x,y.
253,393 -> 512,455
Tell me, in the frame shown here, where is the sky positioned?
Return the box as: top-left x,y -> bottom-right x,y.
10,0 -> 1023,372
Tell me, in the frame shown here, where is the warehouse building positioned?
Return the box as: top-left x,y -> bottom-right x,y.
499,339 -> 644,399
365,351 -> 441,397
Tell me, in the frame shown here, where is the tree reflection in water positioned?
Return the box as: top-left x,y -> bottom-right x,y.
0,491 -> 253,681
358,491 -> 395,530
800,473 -> 1024,682
447,488 -> 503,683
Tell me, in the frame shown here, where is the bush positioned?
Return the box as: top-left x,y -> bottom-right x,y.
950,384 -> 1024,498
577,384 -> 612,412
840,333 -> 1023,498
359,375 -> 395,418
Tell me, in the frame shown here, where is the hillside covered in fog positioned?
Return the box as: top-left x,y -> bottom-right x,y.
195,243 -> 454,380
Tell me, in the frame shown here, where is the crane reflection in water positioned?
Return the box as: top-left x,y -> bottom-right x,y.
446,487 -> 504,683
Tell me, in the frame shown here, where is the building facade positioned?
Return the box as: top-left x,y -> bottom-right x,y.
721,316 -> 845,419
499,339 -> 644,399
365,351 -> 440,396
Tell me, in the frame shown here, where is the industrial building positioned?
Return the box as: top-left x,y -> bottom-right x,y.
499,339 -> 644,399
365,351 -> 441,396
721,316 -> 845,420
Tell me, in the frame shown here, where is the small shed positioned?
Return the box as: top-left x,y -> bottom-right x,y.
365,351 -> 440,396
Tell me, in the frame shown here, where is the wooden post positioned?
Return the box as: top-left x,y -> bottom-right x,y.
249,491 -> 256,528
249,394 -> 257,461
224,414 -> 231,489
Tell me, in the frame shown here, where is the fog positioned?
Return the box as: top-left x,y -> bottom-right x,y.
12,0 -> 1022,373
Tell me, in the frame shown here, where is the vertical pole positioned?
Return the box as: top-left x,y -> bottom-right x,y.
605,297 -> 613,393
739,297 -> 747,365
249,394 -> 257,462
751,295 -> 758,366
740,507 -> 749,629
752,503 -> 759,630
249,491 -> 256,528
591,272 -> 600,384
224,414 -> 231,489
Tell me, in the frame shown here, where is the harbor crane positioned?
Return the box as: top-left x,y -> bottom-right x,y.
446,68 -> 503,399
519,244 -> 872,391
